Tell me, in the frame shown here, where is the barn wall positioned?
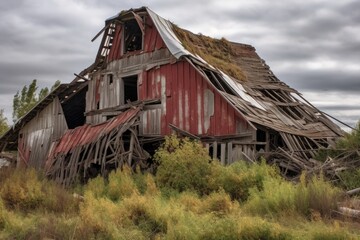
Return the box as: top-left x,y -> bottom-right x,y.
107,15 -> 166,62
18,97 -> 68,169
139,60 -> 252,136
86,48 -> 172,125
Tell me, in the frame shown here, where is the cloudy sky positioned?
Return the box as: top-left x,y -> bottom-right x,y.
0,0 -> 359,130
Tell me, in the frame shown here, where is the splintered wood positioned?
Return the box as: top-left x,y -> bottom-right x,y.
45,108 -> 149,186
268,146 -> 360,181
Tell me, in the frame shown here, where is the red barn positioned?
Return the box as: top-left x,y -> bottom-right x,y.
0,7 -> 343,185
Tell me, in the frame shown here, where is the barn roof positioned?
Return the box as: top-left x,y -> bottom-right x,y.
105,7 -> 343,139
0,71 -> 91,151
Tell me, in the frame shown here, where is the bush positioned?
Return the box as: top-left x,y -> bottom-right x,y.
337,168 -> 360,190
155,135 -> 276,201
295,173 -> 341,218
245,171 -> 341,218
311,229 -> 351,240
307,175 -> 341,218
239,217 -> 292,240
216,160 -> 276,202
107,167 -> 139,201
244,174 -> 296,216
120,194 -> 167,237
79,191 -> 122,238
85,175 -> 106,198
200,190 -> 235,216
336,121 -> 360,150
0,168 -> 45,211
155,135 -> 214,195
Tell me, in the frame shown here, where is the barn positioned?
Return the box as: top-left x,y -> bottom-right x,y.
0,7 -> 343,185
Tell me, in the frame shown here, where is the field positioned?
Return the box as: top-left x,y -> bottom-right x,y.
0,134 -> 360,239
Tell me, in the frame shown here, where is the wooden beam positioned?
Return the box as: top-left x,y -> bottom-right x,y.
213,141 -> 218,160
220,144 -> 226,165
227,142 -> 233,164
169,124 -> 200,140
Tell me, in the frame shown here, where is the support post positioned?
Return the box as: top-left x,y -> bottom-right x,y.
220,143 -> 226,165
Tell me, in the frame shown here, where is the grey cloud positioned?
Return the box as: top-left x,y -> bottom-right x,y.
0,0 -> 359,127
280,70 -> 360,92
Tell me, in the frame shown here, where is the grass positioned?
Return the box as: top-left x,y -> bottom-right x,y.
0,136 -> 359,239
172,24 -> 247,81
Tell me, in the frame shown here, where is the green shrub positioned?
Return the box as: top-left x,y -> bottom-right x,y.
216,160 -> 276,202
337,168 -> 360,190
311,229 -> 351,240
307,174 -> 341,218
200,190 -> 235,216
199,217 -> 241,240
155,135 -> 214,195
336,121 -> 360,150
295,173 -> 341,218
0,198 -> 5,230
120,194 -> 167,237
16,214 -> 79,240
79,191 -> 122,238
85,175 -> 106,198
244,174 -> 296,216
245,171 -> 341,219
177,191 -> 202,213
239,218 -> 292,240
107,167 -> 139,201
0,168 -> 45,211
42,180 -> 79,213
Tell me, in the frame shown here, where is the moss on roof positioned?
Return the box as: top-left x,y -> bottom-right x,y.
172,24 -> 247,81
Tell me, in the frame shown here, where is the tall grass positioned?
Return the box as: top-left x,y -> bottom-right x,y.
0,136 -> 357,239
245,172 -> 341,219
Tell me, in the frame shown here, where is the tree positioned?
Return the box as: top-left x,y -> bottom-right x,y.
12,79 -> 61,122
0,109 -> 9,136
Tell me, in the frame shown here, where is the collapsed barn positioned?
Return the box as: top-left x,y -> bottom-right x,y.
0,7 -> 343,186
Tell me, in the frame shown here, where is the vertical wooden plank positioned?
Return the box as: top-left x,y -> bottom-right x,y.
183,61 -> 190,131
189,64 -> 196,133
265,130 -> 270,153
178,61 -> 184,129
128,133 -> 135,166
220,143 -> 226,165
155,32 -> 165,50
227,142 -> 233,165
214,94 -> 221,136
213,141 -> 217,160
205,143 -> 210,154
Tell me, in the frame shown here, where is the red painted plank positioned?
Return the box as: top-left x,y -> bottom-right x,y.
189,65 -> 197,133
178,61 -> 184,130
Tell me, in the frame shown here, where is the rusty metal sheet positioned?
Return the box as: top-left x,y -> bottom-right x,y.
50,108 -> 140,157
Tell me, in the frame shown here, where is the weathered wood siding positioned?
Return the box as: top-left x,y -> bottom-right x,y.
18,97 -> 68,169
139,60 -> 252,136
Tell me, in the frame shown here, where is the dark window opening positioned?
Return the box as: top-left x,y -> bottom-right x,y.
123,75 -> 138,103
124,19 -> 143,53
256,129 -> 266,142
256,129 -> 267,151
61,86 -> 87,129
267,132 -> 284,150
208,142 -> 221,160
108,74 -> 113,85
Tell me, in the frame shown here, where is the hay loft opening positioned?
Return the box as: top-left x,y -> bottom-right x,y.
124,19 -> 143,53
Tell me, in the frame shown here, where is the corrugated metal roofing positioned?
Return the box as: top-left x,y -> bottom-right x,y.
50,107 -> 140,156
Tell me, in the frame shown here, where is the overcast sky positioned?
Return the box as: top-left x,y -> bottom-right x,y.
0,0 -> 359,130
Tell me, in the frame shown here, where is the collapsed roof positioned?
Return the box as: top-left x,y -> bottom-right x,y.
101,7 -> 343,141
